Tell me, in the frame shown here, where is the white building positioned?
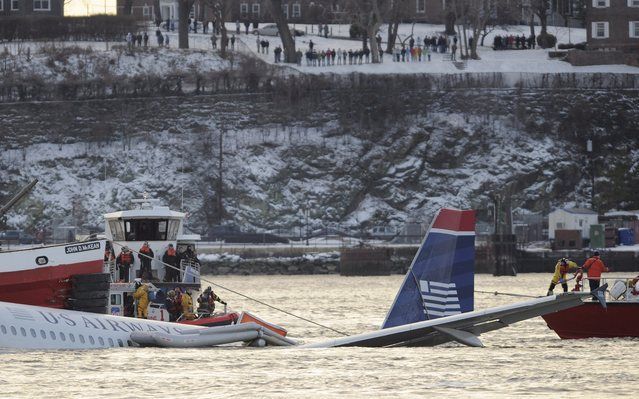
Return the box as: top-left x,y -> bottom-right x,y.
548,208 -> 599,240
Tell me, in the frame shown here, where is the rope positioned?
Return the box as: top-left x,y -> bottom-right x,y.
475,290 -> 540,299
111,240 -> 348,336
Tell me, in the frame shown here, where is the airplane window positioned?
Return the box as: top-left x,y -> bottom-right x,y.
10,326 -> 17,335
60,332 -> 66,342
89,336 -> 95,345
79,335 -> 85,344
40,330 -> 46,339
117,339 -> 124,347
108,338 -> 114,347
69,334 -> 76,343
50,331 -> 56,340
20,327 -> 26,337
1,325 -> 7,334
98,337 -> 105,346
30,328 -> 36,338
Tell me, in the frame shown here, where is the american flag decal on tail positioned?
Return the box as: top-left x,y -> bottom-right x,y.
381,208 -> 475,329
420,280 -> 461,318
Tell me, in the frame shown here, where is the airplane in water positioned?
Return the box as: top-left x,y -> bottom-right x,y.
0,208 -> 604,350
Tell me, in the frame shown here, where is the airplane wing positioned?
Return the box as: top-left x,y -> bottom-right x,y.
304,287 -> 605,348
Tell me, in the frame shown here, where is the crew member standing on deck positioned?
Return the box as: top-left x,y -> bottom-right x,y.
547,257 -> 579,295
181,288 -> 195,320
138,241 -> 154,281
162,243 -> 179,282
116,246 -> 134,282
133,279 -> 149,318
581,251 -> 609,291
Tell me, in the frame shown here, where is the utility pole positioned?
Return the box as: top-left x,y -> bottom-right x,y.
587,139 -> 595,210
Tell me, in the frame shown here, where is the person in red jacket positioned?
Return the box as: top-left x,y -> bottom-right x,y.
582,251 -> 609,291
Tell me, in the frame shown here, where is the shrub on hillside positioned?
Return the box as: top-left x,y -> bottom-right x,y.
349,24 -> 365,39
537,33 -> 557,49
557,41 -> 587,50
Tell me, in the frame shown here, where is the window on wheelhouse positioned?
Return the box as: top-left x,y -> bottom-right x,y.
109,220 -> 125,241
124,219 -> 172,241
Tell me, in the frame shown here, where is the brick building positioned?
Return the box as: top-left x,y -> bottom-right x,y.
0,0 -> 63,17
118,0 -> 449,26
587,0 -> 639,51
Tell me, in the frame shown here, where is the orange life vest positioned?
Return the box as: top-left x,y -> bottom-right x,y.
119,251 -> 133,264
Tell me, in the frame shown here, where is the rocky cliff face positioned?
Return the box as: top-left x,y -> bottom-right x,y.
1,82 -> 638,235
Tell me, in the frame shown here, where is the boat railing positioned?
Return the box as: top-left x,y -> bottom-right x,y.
104,260 -> 117,282
578,275 -> 639,302
179,258 -> 201,284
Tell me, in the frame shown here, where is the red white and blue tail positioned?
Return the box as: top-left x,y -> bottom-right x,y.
381,208 -> 476,329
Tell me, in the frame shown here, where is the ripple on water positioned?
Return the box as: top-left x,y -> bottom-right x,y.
3,274 -> 639,398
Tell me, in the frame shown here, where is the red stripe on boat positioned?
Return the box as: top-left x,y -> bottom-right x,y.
0,260 -> 104,308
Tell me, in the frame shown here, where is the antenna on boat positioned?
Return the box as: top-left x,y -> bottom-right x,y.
131,192 -> 160,209
180,153 -> 184,211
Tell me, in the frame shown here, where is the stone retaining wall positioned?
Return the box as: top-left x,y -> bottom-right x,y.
200,256 -> 412,275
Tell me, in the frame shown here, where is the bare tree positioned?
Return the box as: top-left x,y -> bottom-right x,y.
122,0 -> 133,15
453,0 -> 516,59
347,0 -> 392,63
530,0 -> 550,35
267,0 -> 297,63
178,0 -> 196,48
153,0 -> 162,24
385,0 -> 411,53
202,0 -> 232,56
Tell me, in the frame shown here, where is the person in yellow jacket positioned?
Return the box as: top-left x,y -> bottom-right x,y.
547,258 -> 579,295
133,279 -> 149,318
181,288 -> 195,320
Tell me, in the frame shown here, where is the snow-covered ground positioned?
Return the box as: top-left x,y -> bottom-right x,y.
226,23 -> 639,74
2,22 -> 637,82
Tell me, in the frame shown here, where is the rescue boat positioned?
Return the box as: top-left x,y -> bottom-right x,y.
0,196 -> 287,339
0,240 -> 106,308
542,276 -> 639,338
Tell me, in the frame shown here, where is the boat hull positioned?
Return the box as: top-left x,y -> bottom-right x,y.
0,241 -> 105,308
542,302 -> 639,339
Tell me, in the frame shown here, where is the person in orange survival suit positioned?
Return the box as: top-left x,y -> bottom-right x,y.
581,251 -> 609,291
547,258 -> 579,295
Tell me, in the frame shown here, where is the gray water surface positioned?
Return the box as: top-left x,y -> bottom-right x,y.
2,273 -> 636,398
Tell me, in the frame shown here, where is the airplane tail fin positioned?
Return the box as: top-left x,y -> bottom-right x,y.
381,208 -> 475,329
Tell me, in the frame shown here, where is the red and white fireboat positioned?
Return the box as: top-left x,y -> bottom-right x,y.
0,197 -> 288,339
543,275 -> 639,339
0,240 -> 106,308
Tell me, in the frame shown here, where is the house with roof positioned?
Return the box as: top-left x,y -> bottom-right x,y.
548,208 -> 599,240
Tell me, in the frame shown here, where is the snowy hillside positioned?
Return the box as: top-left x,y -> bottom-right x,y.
1,24 -> 638,235
1,87 -> 638,235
